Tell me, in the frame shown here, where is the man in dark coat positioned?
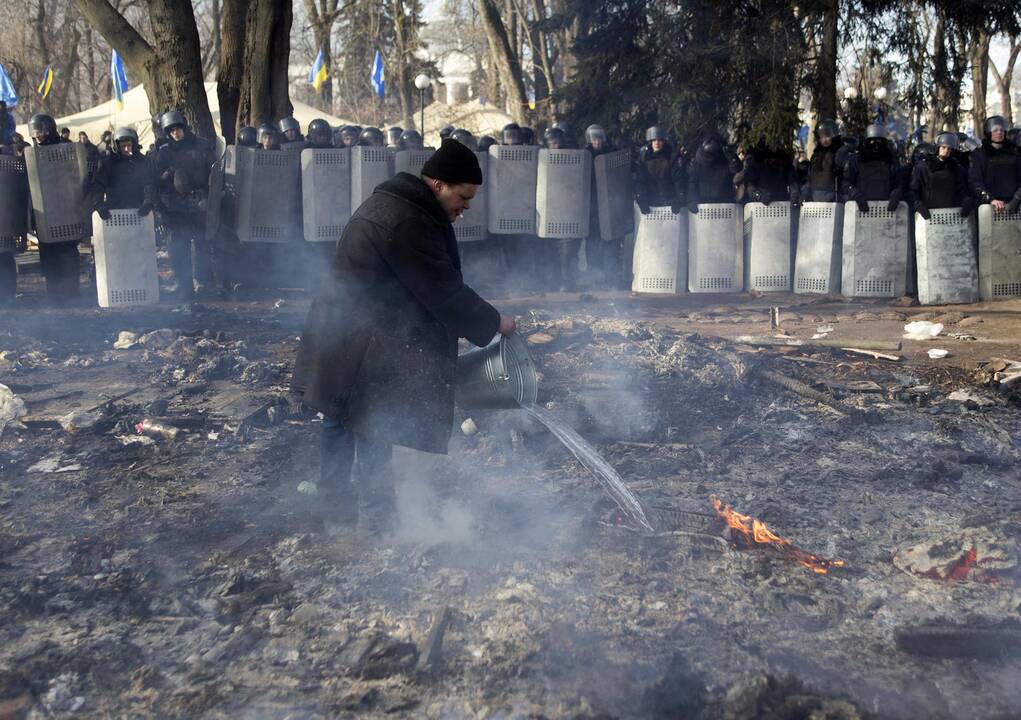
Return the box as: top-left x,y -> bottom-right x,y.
911,133 -> 973,218
801,119 -> 850,202
969,115 -> 1021,214
293,139 -> 516,533
90,127 -> 156,216
635,125 -> 686,213
743,138 -> 798,206
686,136 -> 740,211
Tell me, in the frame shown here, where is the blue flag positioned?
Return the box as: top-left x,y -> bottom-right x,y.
0,62 -> 18,107
371,50 -> 385,99
111,50 -> 129,110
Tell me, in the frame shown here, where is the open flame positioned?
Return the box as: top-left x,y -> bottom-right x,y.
711,496 -> 845,575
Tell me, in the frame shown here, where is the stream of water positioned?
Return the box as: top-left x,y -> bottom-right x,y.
521,403 -> 655,533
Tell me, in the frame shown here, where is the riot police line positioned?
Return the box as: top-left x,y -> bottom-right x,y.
1,111 -> 1019,307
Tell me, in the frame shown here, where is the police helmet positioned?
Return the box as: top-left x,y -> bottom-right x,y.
278,117 -> 301,135
815,119 -> 839,140
521,127 -> 535,145
112,127 -> 139,154
307,119 -> 333,146
451,128 -> 477,151
645,125 -> 668,142
501,123 -> 523,145
936,132 -> 959,151
159,110 -> 188,133
387,126 -> 404,146
359,127 -> 385,146
700,137 -> 722,156
257,124 -> 279,147
1008,128 -> 1021,146
439,125 -> 455,140
398,129 -> 424,150
911,142 -> 935,164
585,124 -> 607,145
28,114 -> 57,141
237,126 -> 258,147
543,127 -> 566,148
984,115 -> 1008,137
338,125 -> 359,146
478,135 -> 497,152
865,123 -> 885,140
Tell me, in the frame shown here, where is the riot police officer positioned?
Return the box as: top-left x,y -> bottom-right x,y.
478,136 -> 497,152
801,119 -> 849,202
237,126 -> 258,148
552,121 -> 577,149
843,123 -> 905,213
90,127 -> 155,218
911,132 -> 972,219
359,127 -> 386,147
687,135 -> 740,211
386,126 -> 404,149
306,119 -> 334,149
541,127 -> 582,291
257,124 -> 280,150
153,110 -> 216,301
439,125 -> 455,141
635,126 -> 686,213
398,129 -> 424,150
27,113 -> 82,301
583,124 -> 626,287
969,115 -> 1021,214
278,117 -> 305,147
336,125 -> 360,148
743,138 -> 798,206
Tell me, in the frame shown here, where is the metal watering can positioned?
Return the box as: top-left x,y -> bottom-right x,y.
456,333 -> 538,410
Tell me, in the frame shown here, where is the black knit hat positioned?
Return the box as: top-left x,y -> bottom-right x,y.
421,138 -> 483,185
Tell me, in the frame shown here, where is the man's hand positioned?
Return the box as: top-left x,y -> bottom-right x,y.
992,199 -> 1007,213
498,314 -> 517,337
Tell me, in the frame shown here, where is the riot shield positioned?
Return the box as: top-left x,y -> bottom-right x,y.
536,148 -> 591,239
92,210 -> 158,307
236,147 -> 302,243
0,155 -> 30,253
25,143 -> 90,244
454,151 -> 488,243
301,147 -> 352,243
351,146 -> 394,209
205,137 -> 227,239
978,204 -> 1021,300
743,202 -> 792,292
687,203 -> 743,292
632,206 -> 687,294
841,201 -> 908,298
281,140 -> 307,153
594,149 -> 634,241
394,149 -> 434,178
794,202 -> 844,294
915,208 -> 978,305
487,145 -> 538,234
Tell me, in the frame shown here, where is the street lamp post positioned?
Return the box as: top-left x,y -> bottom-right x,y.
414,74 -> 430,136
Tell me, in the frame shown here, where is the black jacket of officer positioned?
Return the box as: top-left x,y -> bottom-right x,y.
154,125 -> 215,216
843,126 -> 906,212
968,119 -> 1021,212
635,127 -> 686,212
687,136 -> 740,209
743,140 -> 797,205
802,120 -> 850,202
91,131 -> 156,214
911,141 -> 972,218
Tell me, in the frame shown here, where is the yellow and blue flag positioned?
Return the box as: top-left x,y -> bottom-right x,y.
308,48 -> 328,92
37,65 -> 53,99
111,50 -> 129,110
371,50 -> 385,99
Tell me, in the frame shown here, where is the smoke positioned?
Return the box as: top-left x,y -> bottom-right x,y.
391,447 -> 478,546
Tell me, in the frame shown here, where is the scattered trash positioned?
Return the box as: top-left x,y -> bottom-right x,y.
43,672 -> 85,714
297,480 -> 319,496
27,456 -> 83,473
138,328 -> 178,350
113,330 -> 139,350
947,332 -> 977,341
207,431 -> 220,441
893,527 -> 1017,583
0,383 -> 26,434
116,434 -> 155,446
274,299 -> 286,309
136,419 -> 180,441
927,348 -> 949,359
460,418 -> 478,436
947,389 -> 994,407
903,321 -> 943,340
59,410 -> 103,434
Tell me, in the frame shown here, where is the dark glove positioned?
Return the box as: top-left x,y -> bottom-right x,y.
137,201 -> 153,217
856,196 -> 869,214
637,201 -> 651,215
688,202 -> 700,214
160,168 -> 174,183
1007,197 -> 1020,214
753,190 -> 771,206
916,204 -> 931,220
978,191 -> 992,205
887,189 -> 902,212
96,205 -> 111,221
670,202 -> 684,214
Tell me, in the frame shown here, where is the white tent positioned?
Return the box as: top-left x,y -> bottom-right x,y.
17,82 -> 354,146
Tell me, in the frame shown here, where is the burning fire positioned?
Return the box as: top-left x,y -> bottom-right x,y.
711,496 -> 845,575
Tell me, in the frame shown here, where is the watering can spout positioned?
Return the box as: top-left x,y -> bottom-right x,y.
456,333 -> 538,410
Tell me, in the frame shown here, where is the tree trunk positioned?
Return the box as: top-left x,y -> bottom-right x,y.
216,0 -> 246,143
85,25 -> 99,107
929,13 -> 948,137
74,0 -> 215,140
304,0 -> 339,112
392,0 -> 416,131
970,28 -> 990,138
812,0 -> 838,121
238,0 -> 293,127
479,0 -> 529,124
